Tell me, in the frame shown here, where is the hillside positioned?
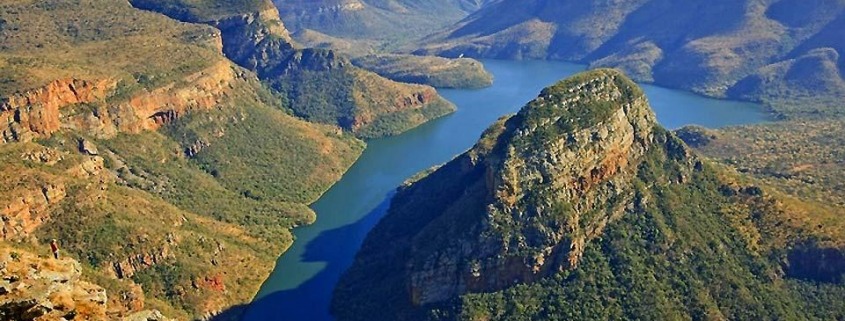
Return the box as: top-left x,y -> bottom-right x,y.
332,70 -> 845,320
0,0 -> 370,318
417,0 -> 845,118
131,0 -> 455,138
275,0 -> 491,43
352,54 -> 493,89
679,120 -> 845,215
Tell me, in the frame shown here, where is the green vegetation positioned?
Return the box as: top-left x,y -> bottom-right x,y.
161,83 -> 364,204
332,71 -> 845,321
10,74 -> 365,317
273,66 -> 455,138
451,143 -> 844,321
133,0 -> 457,139
129,0 -> 273,21
0,0 -> 368,317
514,69 -> 643,149
0,0 -> 220,98
352,54 -> 493,89
681,120 -> 845,241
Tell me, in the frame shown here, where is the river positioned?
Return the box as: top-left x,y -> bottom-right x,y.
242,60 -> 770,321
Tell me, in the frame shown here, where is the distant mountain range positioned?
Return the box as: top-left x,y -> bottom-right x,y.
414,0 -> 845,118
275,0 -> 492,41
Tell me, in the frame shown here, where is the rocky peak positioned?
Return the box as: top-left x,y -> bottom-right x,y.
333,70 -> 697,315
481,69 -> 656,211
408,69 -> 662,304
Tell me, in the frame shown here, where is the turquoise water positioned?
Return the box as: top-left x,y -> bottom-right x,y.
242,60 -> 770,321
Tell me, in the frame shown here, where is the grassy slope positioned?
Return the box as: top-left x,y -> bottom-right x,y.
454,140 -> 845,321
352,54 -> 493,89
680,121 -> 845,240
0,0 -> 364,318
0,0 -> 220,97
131,0 -> 456,139
332,72 -> 845,321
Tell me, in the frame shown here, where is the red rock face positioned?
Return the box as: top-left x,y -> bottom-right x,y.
195,274 -> 226,292
402,71 -> 661,305
393,89 -> 436,109
1,60 -> 238,143
108,246 -> 173,279
1,79 -> 116,142
1,183 -> 66,241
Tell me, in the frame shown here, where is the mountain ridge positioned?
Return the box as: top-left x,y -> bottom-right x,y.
416,0 -> 845,118
130,0 -> 457,138
0,0 -> 415,318
332,69 -> 845,320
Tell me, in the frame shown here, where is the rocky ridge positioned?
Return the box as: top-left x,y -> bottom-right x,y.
275,0 -> 491,42
351,54 -> 493,89
0,0 -> 366,318
2,60 -> 240,144
332,69 -> 845,320
131,0 -> 455,138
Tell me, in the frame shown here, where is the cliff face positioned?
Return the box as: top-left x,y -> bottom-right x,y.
0,0 -> 366,318
131,0 -> 455,138
1,79 -> 116,142
405,70 -> 658,304
2,61 -> 239,144
417,0 -> 845,118
332,70 -> 845,320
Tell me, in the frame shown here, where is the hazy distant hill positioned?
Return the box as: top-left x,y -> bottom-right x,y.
275,0 -> 492,42
417,0 -> 845,118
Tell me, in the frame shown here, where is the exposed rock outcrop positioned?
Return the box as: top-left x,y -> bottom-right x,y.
333,70 -> 673,316
108,247 -> 173,280
0,245 -> 168,321
402,69 -> 659,304
0,60 -> 239,143
1,79 -> 116,143
131,0 -> 455,138
1,183 -> 66,241
333,69 -> 845,321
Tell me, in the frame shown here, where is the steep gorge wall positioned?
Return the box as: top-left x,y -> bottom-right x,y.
131,0 -> 455,137
1,60 -> 239,143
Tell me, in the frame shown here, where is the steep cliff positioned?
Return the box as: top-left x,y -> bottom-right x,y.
332,70 -> 845,320
0,0 -> 366,318
131,0 -> 455,138
417,0 -> 845,118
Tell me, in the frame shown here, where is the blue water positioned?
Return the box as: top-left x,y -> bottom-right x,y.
242,60 -> 770,321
